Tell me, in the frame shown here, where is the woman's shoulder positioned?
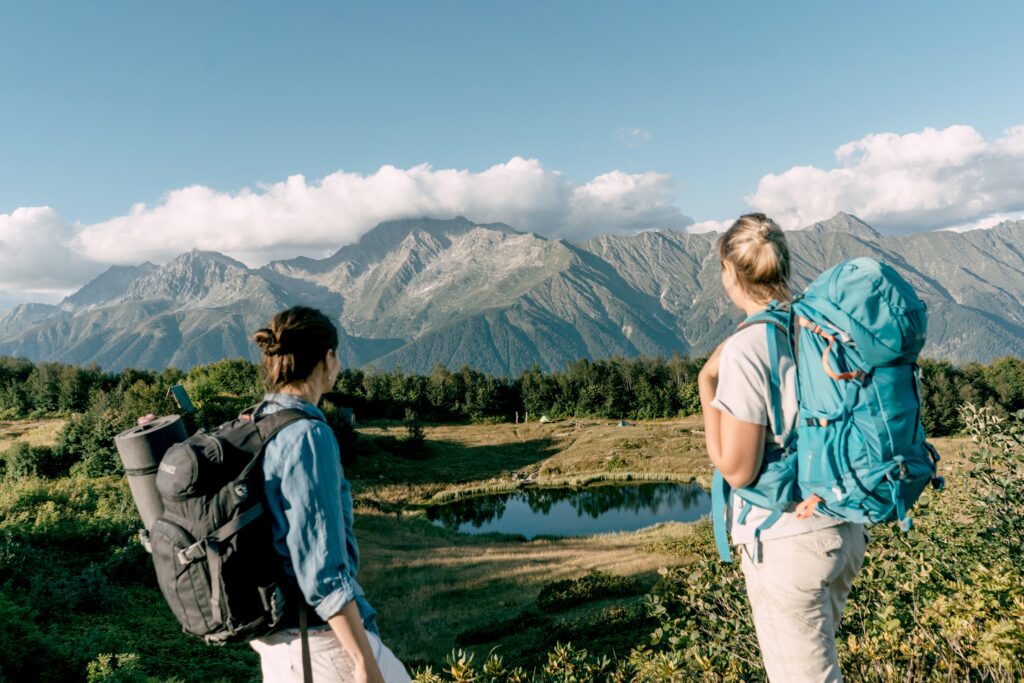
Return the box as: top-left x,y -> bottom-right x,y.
721,324 -> 771,364
263,414 -> 337,468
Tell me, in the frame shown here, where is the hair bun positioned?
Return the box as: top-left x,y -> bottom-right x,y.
253,328 -> 283,356
757,223 -> 773,242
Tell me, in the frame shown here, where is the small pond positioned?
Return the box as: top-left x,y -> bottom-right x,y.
424,482 -> 710,539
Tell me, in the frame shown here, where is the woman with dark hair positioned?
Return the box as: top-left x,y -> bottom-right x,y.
699,215 -> 866,682
248,306 -> 410,683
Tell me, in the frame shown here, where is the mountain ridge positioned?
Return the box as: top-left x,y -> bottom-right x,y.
3,215 -> 1023,373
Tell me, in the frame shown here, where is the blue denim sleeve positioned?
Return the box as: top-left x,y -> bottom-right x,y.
277,422 -> 358,622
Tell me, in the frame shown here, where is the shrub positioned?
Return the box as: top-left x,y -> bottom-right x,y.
536,571 -> 642,612
55,404 -> 127,478
543,604 -> 653,651
455,609 -> 550,647
0,442 -> 74,480
400,409 -> 428,459
85,653 -> 147,683
0,591 -> 50,682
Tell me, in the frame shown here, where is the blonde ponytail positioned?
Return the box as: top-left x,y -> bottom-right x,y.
717,213 -> 791,303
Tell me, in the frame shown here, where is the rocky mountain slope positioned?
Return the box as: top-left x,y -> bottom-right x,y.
1,214 -> 1021,373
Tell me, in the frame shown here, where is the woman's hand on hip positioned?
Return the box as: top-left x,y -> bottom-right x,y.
354,661 -> 386,683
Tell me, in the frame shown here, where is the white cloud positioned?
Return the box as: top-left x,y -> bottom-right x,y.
565,170 -> 688,241
687,218 -> 733,234
942,210 -> 1024,233
747,124 -> 1024,232
70,157 -> 691,265
0,207 -> 104,293
617,127 -> 652,147
0,159 -> 692,305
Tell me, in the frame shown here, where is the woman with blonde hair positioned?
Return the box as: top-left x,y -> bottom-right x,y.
698,214 -> 866,682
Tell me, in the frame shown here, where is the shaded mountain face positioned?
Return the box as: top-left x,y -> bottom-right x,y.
1,213 -> 1022,373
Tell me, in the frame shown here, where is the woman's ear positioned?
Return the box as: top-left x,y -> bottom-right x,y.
721,260 -> 737,291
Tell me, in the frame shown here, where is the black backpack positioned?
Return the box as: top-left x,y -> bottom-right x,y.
150,404 -> 318,644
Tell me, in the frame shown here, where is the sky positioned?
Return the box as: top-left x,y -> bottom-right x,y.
2,1 -> 1024,307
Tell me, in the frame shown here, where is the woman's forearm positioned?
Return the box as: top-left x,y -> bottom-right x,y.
328,601 -> 384,680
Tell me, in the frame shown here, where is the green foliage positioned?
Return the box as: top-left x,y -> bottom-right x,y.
605,455 -> 628,472
520,354 -> 704,422
57,398 -> 128,478
961,403 -> 1024,568
0,353 -> 1021,431
0,474 -> 258,681
184,358 -> 263,428
0,591 -> 49,682
919,358 -> 1002,436
0,442 -> 74,481
401,408 -> 428,459
543,604 -> 653,653
982,356 -> 1024,413
86,653 -> 147,683
536,571 -> 642,612
456,610 -> 549,648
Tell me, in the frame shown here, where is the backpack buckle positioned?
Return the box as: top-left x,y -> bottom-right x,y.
177,541 -> 206,565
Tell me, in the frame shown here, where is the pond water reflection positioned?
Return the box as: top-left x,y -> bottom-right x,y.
425,482 -> 710,539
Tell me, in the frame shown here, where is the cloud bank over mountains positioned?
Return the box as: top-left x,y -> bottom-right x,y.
1,158 -> 691,301
747,125 -> 1024,232
2,123 -> 1023,304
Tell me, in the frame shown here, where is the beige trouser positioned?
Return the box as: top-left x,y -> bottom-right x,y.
740,523 -> 867,683
251,626 -> 412,683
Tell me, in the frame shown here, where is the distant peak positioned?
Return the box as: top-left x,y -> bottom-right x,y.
371,215 -> 520,235
272,216 -> 524,274
61,261 -> 158,309
990,219 -> 1024,233
172,249 -> 247,269
803,212 -> 880,239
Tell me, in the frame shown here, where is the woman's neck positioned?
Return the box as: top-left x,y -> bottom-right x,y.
737,294 -> 771,317
277,383 -> 320,406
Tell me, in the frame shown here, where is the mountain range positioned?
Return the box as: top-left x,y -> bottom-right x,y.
1,213 -> 1022,374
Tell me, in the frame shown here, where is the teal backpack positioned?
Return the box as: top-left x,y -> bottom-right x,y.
711,257 -> 943,563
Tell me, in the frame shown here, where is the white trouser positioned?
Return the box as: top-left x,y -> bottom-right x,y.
250,626 -> 412,683
740,523 -> 867,683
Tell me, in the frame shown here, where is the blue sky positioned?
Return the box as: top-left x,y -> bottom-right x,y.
1,1 -> 1024,304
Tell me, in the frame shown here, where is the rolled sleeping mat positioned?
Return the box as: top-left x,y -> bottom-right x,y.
114,415 -> 187,531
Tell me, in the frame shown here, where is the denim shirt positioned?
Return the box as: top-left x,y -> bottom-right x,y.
256,393 -> 378,633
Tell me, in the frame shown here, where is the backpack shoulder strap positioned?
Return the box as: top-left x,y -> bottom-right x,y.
737,301 -> 790,334
736,303 -> 794,440
711,469 -> 734,563
253,408 -> 323,446
219,405 -> 324,459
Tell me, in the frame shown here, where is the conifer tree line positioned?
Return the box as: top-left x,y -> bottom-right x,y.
1,354 -> 1023,480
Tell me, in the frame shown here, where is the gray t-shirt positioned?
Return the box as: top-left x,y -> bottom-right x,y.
711,323 -> 842,545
